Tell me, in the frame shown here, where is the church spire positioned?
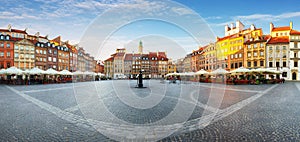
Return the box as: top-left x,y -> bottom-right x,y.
138,40 -> 143,54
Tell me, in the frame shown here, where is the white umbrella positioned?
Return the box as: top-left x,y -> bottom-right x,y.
181,72 -> 195,76
29,67 -> 46,75
59,70 -> 73,75
211,68 -> 229,75
73,70 -> 84,75
83,71 -> 95,75
22,69 -> 30,75
97,73 -> 105,76
195,69 -> 209,75
5,66 -> 23,75
166,72 -> 179,77
230,67 -> 251,74
253,68 -> 269,73
0,68 -> 6,74
45,68 -> 59,75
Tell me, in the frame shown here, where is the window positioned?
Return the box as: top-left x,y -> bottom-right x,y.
295,41 -> 298,48
20,46 -> 24,50
7,43 -> 10,48
247,45 -> 251,49
36,49 -> 39,54
276,62 -> 280,67
231,63 -> 234,68
295,53 -> 298,58
0,52 -> 4,57
276,46 -> 279,50
230,55 -> 233,59
283,62 -> 287,67
282,72 -> 287,77
254,44 -> 257,48
235,54 -> 238,58
44,50 -> 46,54
295,61 -> 298,67
239,53 -> 242,58
53,58 -> 57,62
0,43 -> 3,47
239,62 -> 242,67
25,46 -> 29,51
31,55 -> 34,58
260,43 -> 264,48
54,50 -> 57,55
14,53 -> 19,58
283,46 -> 286,50
254,61 -> 257,67
260,61 -> 264,66
15,45 -> 19,50
247,62 -> 251,67
40,50 -> 43,54
269,47 -> 273,50
248,53 -> 251,57
48,49 -> 52,54
235,63 -> 238,68
260,51 -> 264,56
7,52 -> 10,57
253,52 -> 257,57
269,62 -> 273,67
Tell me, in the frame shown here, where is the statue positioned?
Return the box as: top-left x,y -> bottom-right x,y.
137,70 -> 143,88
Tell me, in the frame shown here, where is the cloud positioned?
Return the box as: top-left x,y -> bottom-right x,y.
234,11 -> 300,22
204,16 -> 222,20
0,11 -> 39,20
171,7 -> 194,16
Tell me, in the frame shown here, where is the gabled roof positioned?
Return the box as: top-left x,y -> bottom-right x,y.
244,35 -> 271,44
124,54 -> 133,61
217,34 -> 236,42
105,57 -> 114,62
291,29 -> 300,35
0,28 -> 27,34
272,26 -> 291,32
51,36 -> 61,45
267,36 -> 289,44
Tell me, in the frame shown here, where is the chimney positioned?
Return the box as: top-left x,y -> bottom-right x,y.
250,24 -> 255,31
7,24 -> 12,32
35,32 -> 40,37
290,21 -> 293,29
230,23 -> 234,29
225,24 -> 229,32
270,22 -> 274,34
236,20 -> 240,29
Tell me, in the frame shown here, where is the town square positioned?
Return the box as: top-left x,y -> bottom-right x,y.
1,0 -> 300,141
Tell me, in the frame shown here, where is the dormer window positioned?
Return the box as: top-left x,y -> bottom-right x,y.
37,43 -> 40,47
5,36 -> 9,40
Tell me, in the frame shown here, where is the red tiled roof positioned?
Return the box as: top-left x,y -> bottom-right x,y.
51,36 -> 61,44
217,34 -> 236,42
291,29 -> 300,35
0,29 -> 27,34
124,54 -> 133,61
148,52 -> 157,58
244,35 -> 271,44
272,26 -> 291,32
267,36 -> 289,44
105,57 -> 114,62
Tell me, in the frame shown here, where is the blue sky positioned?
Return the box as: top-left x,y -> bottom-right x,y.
1,0 -> 300,60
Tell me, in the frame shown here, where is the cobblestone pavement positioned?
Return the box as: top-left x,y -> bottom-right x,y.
0,80 -> 300,141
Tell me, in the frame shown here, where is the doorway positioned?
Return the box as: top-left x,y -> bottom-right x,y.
292,72 -> 297,80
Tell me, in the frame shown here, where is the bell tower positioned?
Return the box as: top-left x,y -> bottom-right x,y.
138,40 -> 143,54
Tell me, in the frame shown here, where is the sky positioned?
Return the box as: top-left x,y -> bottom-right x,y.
1,0 -> 300,60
